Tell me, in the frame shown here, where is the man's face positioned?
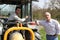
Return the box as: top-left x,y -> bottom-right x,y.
15,8 -> 21,15
44,12 -> 51,21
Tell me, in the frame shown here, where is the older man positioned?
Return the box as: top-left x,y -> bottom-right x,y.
36,12 -> 60,40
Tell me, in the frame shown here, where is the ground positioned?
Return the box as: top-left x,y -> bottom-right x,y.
40,28 -> 60,40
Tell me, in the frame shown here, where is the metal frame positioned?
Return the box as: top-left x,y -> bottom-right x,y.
4,27 -> 35,40
20,0 -> 32,21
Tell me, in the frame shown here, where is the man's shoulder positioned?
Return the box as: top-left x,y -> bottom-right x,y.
52,19 -> 59,23
52,19 -> 58,21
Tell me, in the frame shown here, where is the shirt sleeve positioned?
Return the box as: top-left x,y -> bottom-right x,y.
14,15 -> 26,22
36,20 -> 40,25
55,20 -> 60,35
36,20 -> 44,26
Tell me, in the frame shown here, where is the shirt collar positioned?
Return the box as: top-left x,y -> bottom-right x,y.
45,19 -> 52,23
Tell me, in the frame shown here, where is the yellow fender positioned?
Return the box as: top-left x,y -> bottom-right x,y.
4,27 -> 35,40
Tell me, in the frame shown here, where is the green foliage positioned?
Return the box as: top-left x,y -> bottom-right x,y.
33,10 -> 44,20
40,28 -> 46,40
33,9 -> 60,21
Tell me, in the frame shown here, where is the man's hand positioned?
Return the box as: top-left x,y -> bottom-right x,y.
25,16 -> 29,19
35,20 -> 39,26
54,34 -> 58,37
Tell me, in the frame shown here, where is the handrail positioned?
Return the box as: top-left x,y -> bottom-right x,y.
4,27 -> 35,40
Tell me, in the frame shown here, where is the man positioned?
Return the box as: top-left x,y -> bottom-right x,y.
8,6 -> 28,22
7,6 -> 28,40
36,12 -> 60,40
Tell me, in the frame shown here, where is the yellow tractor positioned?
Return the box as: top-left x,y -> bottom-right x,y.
0,0 -> 40,40
4,23 -> 35,40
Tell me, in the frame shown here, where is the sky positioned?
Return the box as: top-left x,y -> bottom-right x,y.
32,0 -> 50,8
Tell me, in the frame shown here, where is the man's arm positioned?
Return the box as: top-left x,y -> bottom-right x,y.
55,20 -> 60,35
35,20 -> 40,26
35,20 -> 44,26
14,15 -> 28,22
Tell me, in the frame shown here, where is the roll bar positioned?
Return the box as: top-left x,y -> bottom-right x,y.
4,23 -> 35,40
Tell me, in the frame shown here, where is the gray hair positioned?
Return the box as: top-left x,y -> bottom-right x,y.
45,12 -> 51,16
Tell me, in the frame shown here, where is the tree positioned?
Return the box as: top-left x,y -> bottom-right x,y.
48,0 -> 60,10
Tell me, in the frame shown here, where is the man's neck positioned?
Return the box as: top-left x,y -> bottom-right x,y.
46,19 -> 51,22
